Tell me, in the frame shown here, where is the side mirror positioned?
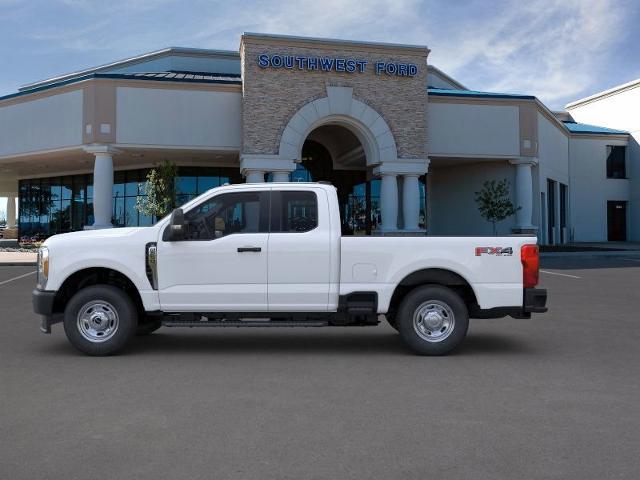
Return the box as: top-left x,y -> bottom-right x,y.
165,208 -> 185,241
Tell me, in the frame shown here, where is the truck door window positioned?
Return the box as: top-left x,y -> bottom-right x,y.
183,192 -> 267,240
271,191 -> 318,233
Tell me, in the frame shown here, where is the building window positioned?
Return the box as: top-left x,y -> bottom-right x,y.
547,179 -> 556,244
560,183 -> 568,243
288,163 -> 426,235
606,146 -> 626,179
18,167 -> 241,240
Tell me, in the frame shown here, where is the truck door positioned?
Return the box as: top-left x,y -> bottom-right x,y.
157,190 -> 269,312
267,188 -> 332,311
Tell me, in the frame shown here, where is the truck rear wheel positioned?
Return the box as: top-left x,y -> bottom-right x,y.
396,285 -> 469,355
63,285 -> 137,356
385,315 -> 399,332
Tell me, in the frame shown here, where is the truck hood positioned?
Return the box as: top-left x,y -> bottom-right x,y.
43,227 -> 158,250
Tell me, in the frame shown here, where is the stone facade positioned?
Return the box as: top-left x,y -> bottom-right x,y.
240,34 -> 429,161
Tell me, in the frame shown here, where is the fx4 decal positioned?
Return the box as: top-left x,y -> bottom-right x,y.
475,247 -> 513,256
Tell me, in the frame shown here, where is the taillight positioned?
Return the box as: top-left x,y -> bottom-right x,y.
521,244 -> 539,288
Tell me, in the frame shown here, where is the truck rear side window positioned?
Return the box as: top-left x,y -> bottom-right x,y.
271,191 -> 318,233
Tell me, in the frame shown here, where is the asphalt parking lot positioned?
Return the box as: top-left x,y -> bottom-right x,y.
2,257 -> 640,479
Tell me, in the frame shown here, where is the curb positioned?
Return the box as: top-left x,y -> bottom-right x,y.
0,262 -> 37,267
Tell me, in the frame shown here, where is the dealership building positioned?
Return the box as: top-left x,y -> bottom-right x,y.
0,33 -> 637,243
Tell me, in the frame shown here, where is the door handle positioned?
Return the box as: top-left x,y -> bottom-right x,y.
237,247 -> 262,252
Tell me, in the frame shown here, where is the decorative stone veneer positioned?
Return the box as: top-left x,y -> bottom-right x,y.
240,34 -> 429,161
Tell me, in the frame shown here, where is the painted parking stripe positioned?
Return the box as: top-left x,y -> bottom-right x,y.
540,270 -> 581,279
0,271 -> 36,286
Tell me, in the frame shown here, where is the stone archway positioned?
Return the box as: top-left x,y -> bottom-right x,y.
278,86 -> 398,166
240,85 -> 429,233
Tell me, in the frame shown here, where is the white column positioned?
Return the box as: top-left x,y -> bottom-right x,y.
243,170 -> 264,232
84,146 -> 117,229
245,170 -> 265,183
509,158 -> 538,232
6,196 -> 16,229
380,173 -> 398,232
271,171 -> 290,182
402,174 -> 420,231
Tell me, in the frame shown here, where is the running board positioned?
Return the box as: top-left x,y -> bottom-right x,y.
162,319 -> 329,328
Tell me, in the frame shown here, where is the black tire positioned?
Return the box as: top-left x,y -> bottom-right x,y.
385,314 -> 399,332
396,285 -> 469,356
63,285 -> 137,356
136,318 -> 162,336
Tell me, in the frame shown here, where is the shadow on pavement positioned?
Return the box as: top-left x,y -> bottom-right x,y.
39,329 -> 536,357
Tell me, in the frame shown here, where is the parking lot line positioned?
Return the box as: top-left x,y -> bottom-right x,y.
0,270 -> 36,286
540,270 -> 581,279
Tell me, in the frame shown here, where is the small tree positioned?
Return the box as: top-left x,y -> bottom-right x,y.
474,179 -> 519,235
136,160 -> 178,219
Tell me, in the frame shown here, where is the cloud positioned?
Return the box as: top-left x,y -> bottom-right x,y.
2,0 -> 636,109
176,0 -> 635,108
188,0 -> 427,46
426,0 -> 632,108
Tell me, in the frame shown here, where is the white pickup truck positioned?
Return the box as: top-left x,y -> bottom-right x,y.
33,182 -> 547,356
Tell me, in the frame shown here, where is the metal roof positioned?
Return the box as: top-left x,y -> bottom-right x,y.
0,71 -> 241,103
19,47 -> 240,92
121,71 -> 241,82
427,87 -> 535,100
562,121 -> 628,135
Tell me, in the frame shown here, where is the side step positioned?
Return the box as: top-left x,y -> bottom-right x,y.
162,319 -> 329,328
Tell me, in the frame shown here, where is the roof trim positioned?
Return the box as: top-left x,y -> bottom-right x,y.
19,47 -> 240,92
1,72 -> 242,103
565,78 -> 640,109
428,88 -> 535,100
428,88 -> 629,140
562,121 -> 629,135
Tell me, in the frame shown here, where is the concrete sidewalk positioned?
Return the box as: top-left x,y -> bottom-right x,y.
0,252 -> 37,266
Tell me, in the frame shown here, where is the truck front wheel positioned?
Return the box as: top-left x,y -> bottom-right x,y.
397,285 -> 469,355
63,285 -> 137,356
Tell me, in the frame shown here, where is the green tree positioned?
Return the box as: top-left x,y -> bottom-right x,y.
474,179 -> 520,235
135,160 -> 178,219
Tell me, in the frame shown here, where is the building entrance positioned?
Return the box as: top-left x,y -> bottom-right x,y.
297,125 -> 382,235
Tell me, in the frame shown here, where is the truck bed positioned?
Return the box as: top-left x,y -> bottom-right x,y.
340,235 -> 535,312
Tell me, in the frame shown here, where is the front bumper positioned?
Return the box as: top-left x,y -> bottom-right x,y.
32,288 -> 61,334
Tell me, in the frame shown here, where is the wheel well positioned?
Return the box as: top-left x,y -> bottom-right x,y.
388,269 -> 478,317
53,268 -> 144,316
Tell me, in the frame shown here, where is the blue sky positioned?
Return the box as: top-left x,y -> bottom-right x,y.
1,0 -> 639,108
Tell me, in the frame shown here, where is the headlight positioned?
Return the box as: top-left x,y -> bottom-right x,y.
37,247 -> 49,289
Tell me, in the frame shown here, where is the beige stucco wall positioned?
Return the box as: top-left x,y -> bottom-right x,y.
116,86 -> 242,148
429,161 -> 517,235
0,90 -> 83,157
240,35 -> 429,160
427,102 -> 520,157
567,85 -> 640,241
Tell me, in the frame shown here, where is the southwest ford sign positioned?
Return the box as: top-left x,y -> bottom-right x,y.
257,54 -> 418,77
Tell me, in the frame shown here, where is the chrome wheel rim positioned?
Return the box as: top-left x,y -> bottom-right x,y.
413,300 -> 455,343
77,301 -> 119,343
